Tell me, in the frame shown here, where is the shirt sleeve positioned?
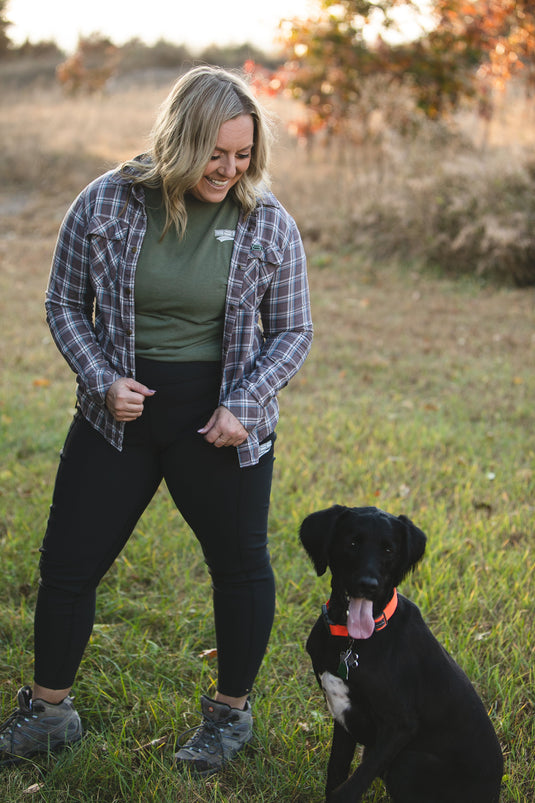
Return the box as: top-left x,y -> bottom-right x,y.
45,191 -> 122,404
223,215 -> 313,430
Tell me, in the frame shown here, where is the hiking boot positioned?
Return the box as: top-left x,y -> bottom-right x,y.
174,695 -> 253,776
0,685 -> 82,765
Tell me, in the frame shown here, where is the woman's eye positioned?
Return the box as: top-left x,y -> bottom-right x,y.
210,152 -> 250,161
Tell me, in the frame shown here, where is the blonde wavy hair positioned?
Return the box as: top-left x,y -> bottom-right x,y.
120,65 -> 273,237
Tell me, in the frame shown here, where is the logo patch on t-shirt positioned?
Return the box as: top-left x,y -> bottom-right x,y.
214,229 -> 236,242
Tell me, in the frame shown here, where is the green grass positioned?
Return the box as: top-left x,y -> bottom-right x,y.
1,248 -> 533,801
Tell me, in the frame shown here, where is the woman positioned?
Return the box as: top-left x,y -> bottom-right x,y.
0,66 -> 313,775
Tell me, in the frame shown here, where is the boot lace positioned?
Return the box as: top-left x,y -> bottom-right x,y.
0,705 -> 38,746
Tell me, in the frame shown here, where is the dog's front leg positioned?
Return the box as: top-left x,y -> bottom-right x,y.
329,728 -> 414,803
325,721 -> 358,802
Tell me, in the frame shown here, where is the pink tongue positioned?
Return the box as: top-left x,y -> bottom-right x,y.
347,598 -> 375,640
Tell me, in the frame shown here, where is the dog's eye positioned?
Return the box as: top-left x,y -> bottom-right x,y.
383,544 -> 393,554
350,538 -> 359,549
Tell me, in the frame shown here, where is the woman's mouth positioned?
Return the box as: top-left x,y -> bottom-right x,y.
206,177 -> 229,189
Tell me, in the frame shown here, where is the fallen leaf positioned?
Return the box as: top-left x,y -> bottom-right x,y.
32,378 -> 51,387
198,648 -> 218,660
23,783 -> 44,795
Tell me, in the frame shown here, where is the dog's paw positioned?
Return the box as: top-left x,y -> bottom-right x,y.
326,789 -> 345,803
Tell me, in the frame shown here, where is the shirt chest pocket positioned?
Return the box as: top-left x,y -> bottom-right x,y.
87,216 -> 130,289
239,244 -> 283,309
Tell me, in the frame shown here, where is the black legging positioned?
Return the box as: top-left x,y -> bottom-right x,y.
35,359 -> 276,698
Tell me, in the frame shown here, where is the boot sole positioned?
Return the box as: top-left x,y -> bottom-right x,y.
0,734 -> 83,767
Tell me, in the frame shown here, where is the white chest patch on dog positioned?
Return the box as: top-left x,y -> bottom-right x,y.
320,671 -> 351,728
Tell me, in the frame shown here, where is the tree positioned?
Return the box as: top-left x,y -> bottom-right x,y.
277,0 -> 535,124
56,34 -> 120,94
430,0 -> 535,89
0,0 -> 12,57
278,1 -> 415,130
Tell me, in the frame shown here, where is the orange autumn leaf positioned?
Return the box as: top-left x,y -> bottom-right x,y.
198,648 -> 218,660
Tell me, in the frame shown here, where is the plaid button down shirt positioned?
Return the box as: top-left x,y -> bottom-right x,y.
46,169 -> 313,467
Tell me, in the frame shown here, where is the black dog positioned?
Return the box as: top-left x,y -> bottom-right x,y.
300,505 -> 503,803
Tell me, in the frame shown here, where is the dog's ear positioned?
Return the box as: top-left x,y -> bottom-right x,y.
299,505 -> 348,576
393,514 -> 427,583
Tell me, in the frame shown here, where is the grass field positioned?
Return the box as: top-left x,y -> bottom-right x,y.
0,81 -> 534,802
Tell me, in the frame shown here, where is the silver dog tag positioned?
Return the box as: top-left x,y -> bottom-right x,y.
338,646 -> 359,679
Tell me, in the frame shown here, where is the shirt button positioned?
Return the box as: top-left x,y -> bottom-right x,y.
125,328 -> 133,336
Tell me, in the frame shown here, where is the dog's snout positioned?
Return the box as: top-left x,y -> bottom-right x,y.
356,576 -> 379,595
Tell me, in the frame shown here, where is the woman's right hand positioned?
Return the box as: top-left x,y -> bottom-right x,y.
105,378 -> 156,422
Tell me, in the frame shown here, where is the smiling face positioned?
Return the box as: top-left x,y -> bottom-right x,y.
190,114 -> 254,203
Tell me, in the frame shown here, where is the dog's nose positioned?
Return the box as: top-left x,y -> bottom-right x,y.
356,576 -> 379,595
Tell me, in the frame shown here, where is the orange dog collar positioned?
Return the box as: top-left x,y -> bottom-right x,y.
323,588 -> 398,637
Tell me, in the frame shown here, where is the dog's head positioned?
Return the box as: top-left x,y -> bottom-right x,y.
300,505 -> 426,639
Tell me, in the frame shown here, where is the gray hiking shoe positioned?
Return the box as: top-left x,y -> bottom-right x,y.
0,685 -> 82,765
174,695 -> 253,776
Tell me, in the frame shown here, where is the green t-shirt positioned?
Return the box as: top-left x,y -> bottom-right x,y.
134,186 -> 239,362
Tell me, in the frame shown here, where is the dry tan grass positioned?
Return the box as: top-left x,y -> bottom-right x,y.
1,80 -> 534,377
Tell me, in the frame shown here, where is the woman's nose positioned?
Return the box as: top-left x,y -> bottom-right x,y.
218,156 -> 236,177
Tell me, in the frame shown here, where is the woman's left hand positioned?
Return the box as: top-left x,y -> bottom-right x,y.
198,406 -> 249,447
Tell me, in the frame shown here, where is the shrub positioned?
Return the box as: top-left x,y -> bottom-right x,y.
274,77 -> 535,287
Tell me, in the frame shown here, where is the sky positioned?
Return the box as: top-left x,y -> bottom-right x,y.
7,0 -> 318,54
